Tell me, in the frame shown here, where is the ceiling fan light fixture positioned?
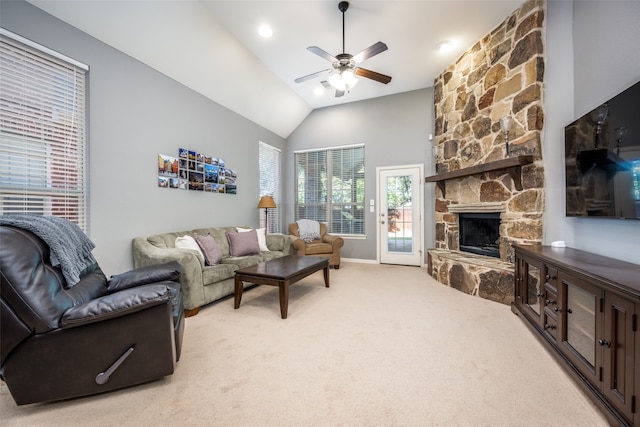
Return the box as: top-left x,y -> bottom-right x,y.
295,0 -> 390,95
328,69 -> 358,91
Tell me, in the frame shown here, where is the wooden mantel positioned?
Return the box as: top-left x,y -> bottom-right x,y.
425,155 -> 534,197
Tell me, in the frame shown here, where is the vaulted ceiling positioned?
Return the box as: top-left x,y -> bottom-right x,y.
27,0 -> 524,138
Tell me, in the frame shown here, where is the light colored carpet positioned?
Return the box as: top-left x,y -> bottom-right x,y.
1,262 -> 607,426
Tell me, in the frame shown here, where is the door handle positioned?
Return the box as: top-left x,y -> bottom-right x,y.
381,221 -> 385,224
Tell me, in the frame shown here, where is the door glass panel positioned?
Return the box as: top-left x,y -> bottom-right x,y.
386,175 -> 413,253
566,284 -> 596,366
526,264 -> 541,315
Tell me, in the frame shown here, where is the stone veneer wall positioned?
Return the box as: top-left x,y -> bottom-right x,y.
428,0 -> 545,305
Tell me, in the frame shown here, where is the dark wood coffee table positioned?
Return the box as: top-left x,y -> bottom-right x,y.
234,255 -> 329,319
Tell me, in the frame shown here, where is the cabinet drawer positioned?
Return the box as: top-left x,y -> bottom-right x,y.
545,266 -> 558,287
544,283 -> 559,314
543,310 -> 558,341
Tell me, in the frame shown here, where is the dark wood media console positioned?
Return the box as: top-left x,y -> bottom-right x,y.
512,245 -> 639,426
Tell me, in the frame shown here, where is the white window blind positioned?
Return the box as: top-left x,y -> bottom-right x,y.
295,144 -> 365,235
259,141 -> 281,233
0,29 -> 89,231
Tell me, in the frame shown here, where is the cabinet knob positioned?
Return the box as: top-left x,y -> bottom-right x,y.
553,306 -> 561,312
536,292 -> 544,298
544,324 -> 556,330
545,274 -> 556,280
597,339 -> 611,348
545,299 -> 556,305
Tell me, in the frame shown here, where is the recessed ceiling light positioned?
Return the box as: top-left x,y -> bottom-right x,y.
436,40 -> 453,52
258,25 -> 273,38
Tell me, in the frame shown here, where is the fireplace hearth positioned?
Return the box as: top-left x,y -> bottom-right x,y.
459,213 -> 500,258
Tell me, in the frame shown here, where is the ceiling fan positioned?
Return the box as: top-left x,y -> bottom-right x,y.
294,1 -> 392,98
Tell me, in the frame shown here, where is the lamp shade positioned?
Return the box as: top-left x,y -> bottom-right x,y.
328,69 -> 358,91
500,116 -> 512,133
257,195 -> 276,209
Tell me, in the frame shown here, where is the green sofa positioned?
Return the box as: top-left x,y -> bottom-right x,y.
132,226 -> 291,316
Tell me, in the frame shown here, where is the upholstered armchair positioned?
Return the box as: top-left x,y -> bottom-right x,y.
288,222 -> 344,269
0,222 -> 185,405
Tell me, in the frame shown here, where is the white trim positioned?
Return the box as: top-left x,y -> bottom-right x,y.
341,258 -> 379,264
294,143 -> 364,154
0,27 -> 89,70
338,234 -> 367,240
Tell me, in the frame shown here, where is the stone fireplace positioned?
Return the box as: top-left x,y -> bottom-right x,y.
427,0 -> 545,305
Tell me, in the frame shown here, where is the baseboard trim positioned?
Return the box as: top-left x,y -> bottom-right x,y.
341,258 -> 378,264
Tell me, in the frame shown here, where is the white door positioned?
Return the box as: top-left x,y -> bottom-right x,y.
377,165 -> 423,266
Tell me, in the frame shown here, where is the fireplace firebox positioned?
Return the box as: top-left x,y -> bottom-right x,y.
458,213 -> 500,258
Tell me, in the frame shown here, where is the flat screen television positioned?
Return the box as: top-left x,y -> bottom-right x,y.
565,80 -> 640,219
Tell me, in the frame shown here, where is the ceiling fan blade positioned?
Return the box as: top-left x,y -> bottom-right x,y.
352,42 -> 388,63
355,67 -> 392,84
335,89 -> 345,98
307,46 -> 338,63
295,69 -> 331,83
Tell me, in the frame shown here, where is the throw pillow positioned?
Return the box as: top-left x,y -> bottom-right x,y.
194,233 -> 223,265
226,230 -> 260,257
175,235 -> 205,264
237,227 -> 269,252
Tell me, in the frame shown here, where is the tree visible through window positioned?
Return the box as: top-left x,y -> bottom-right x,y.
0,29 -> 89,231
295,144 -> 365,235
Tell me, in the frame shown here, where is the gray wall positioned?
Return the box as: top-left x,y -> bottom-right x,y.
1,0 -> 287,275
286,89 -> 435,261
544,0 -> 640,264
4,0 -> 637,270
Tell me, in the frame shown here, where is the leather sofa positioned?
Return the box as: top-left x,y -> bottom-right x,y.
0,224 -> 185,405
132,226 -> 291,316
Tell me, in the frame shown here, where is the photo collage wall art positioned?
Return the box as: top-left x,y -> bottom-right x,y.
157,148 -> 237,194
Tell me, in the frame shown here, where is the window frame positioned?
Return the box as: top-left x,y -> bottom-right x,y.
294,143 -> 365,237
258,141 -> 281,233
0,28 -> 89,231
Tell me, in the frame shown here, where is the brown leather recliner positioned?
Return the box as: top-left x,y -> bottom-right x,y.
288,222 -> 344,269
0,224 -> 185,405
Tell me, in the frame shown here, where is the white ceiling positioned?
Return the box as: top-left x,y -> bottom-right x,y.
27,0 -> 524,138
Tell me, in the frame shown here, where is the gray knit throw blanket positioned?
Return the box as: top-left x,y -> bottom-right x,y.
0,214 -> 97,286
297,219 -> 320,243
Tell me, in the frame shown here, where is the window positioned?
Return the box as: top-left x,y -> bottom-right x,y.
295,144 -> 365,235
258,141 -> 281,233
0,29 -> 89,231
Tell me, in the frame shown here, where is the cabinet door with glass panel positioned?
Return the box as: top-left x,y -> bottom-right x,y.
516,254 -> 544,326
601,293 -> 636,423
559,271 -> 603,385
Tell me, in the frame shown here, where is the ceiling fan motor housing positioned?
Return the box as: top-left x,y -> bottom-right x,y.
335,53 -> 355,70
338,1 -> 349,13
